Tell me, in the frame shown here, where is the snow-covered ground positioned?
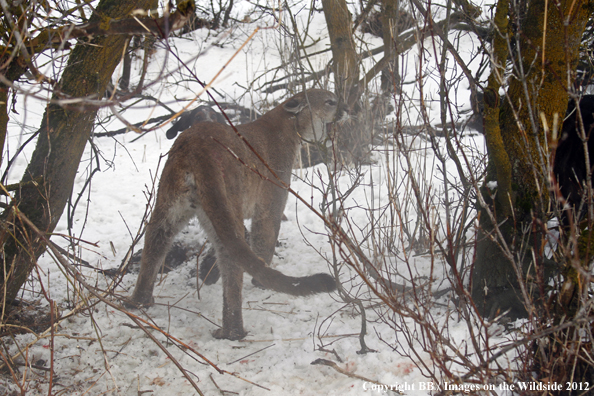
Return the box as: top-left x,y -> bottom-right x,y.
1,2 -> 507,395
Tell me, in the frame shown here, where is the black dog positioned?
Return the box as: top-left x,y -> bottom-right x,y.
166,105 -> 227,139
553,95 -> 594,221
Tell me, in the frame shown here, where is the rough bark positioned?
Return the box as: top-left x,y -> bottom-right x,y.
379,0 -> 400,93
0,2 -> 31,166
322,0 -> 377,164
472,0 -> 593,318
321,0 -> 359,105
481,0 -> 512,217
0,0 -> 159,306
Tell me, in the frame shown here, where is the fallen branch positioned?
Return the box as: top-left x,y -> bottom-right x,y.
238,333 -> 360,343
311,358 -> 400,394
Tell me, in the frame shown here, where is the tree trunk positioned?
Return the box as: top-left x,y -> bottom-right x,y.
321,0 -> 359,104
472,0 -> 592,317
1,0 -> 156,306
322,0 -> 377,164
379,0 -> 400,94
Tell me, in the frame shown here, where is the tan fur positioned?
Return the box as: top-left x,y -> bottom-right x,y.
130,89 -> 345,340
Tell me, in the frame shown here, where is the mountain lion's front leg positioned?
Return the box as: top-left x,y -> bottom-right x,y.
250,186 -> 288,265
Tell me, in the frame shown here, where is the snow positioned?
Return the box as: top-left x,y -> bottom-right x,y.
0,2 -> 514,395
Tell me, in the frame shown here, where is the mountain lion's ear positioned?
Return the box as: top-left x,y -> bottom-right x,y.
283,97 -> 307,114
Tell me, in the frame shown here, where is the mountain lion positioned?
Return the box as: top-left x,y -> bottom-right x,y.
129,89 -> 345,340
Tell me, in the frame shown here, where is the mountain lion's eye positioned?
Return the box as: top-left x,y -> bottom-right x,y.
326,100 -> 337,106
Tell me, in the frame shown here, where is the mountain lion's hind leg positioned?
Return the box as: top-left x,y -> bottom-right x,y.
212,248 -> 247,340
130,194 -> 194,306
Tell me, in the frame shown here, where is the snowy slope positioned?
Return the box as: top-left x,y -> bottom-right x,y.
0,3 -> 501,395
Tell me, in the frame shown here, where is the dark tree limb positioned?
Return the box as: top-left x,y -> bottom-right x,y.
25,2 -> 196,52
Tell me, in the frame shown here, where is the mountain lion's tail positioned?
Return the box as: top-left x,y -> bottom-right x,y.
197,177 -> 336,296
